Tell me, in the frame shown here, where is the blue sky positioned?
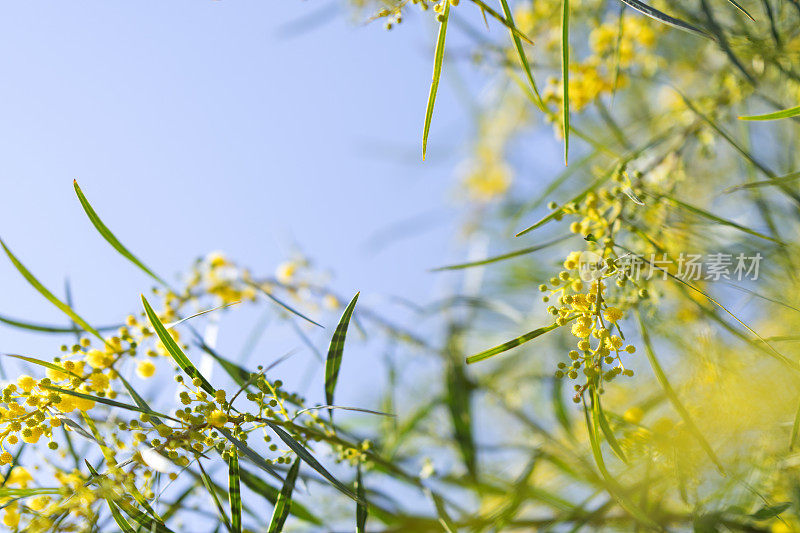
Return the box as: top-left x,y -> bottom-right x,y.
0,1 -> 475,359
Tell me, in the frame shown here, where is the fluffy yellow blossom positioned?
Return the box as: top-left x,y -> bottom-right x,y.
207,410 -> 228,428
136,360 -> 156,379
623,407 -> 644,424
275,261 -> 297,284
603,307 -> 624,323
3,509 -> 19,528
85,349 -> 113,369
17,375 -> 36,393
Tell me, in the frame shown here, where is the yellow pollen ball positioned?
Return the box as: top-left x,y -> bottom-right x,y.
17,375 -> 36,393
137,360 -> 157,379
603,307 -> 624,323
207,410 -> 228,428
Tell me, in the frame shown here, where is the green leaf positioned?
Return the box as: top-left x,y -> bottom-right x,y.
267,422 -> 358,502
73,180 -> 168,287
515,170 -> 614,236
41,384 -> 174,421
0,313 -> 120,334
0,238 -> 105,343
4,354 -> 82,380
217,428 -> 283,483
724,170 -> 800,192
250,282 -> 323,328
582,398 -> 659,529
467,0 -> 534,46
356,465 -> 367,533
616,0 -> 710,38
635,310 -> 725,473
740,104 -> 800,121
723,0 -> 755,20
198,460 -> 232,532
466,321 -> 563,364
422,0 -> 450,160
496,0 -> 544,110
592,390 -> 627,464
431,235 -> 571,271
791,397 -> 800,451
116,374 -> 163,428
107,500 -> 137,533
560,0 -> 570,165
267,457 -> 301,533
238,469 -> 321,525
228,450 -> 242,533
662,194 -> 784,244
750,502 -> 792,520
325,292 -> 360,419
141,295 -> 215,395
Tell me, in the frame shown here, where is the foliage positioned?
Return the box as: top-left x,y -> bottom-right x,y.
2,0 -> 800,531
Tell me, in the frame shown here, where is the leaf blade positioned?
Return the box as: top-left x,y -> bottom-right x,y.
422,0 -> 450,160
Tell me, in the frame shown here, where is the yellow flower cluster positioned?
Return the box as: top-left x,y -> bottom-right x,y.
0,251 -> 366,531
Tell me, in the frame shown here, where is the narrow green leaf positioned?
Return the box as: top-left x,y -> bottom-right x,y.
0,238 -> 104,343
238,469 -> 321,524
325,292 -> 360,419
466,321 -> 563,364
740,104 -> 800,121
560,0 -> 570,165
422,0 -> 450,160
41,384 -> 174,421
142,295 -> 215,395
73,180 -> 168,287
467,0 -> 534,45
267,422 -> 358,502
791,397 -> 800,450
724,170 -> 800,192
4,354 -> 82,380
431,235 -> 571,271
116,374 -> 164,426
356,465 -> 367,533
217,428 -> 283,483
616,0 -> 710,38
663,194 -> 784,244
228,450 -> 242,533
751,502 -> 792,520
267,457 -> 301,533
496,0 -> 544,110
592,390 -> 627,464
108,500 -> 137,533
516,171 -> 614,236
724,0 -> 755,20
635,310 -> 724,473
250,282 -> 323,328
582,398 -> 659,529
198,461 -> 232,532
0,313 -> 120,334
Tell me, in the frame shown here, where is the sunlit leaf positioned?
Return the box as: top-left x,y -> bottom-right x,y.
325,292 -> 359,419
422,0 -> 450,160
74,180 -> 168,287
267,457 -> 301,533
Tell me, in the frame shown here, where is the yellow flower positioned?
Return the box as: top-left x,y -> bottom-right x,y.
17,375 -> 36,393
89,373 -> 110,392
136,360 -> 156,379
86,349 -> 113,369
603,307 -> 624,323
276,261 -> 297,284
623,407 -> 644,424
2,509 -> 19,528
207,410 -> 228,428
6,467 -> 32,488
